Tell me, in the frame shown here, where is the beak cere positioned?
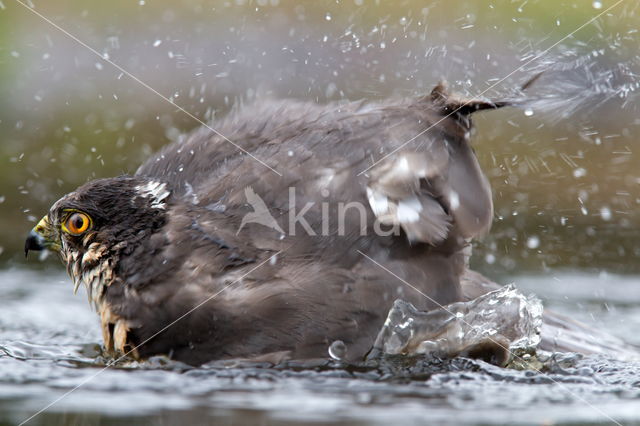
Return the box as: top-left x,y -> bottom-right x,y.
24,215 -> 51,257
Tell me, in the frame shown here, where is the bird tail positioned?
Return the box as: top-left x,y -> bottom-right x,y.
427,72 -> 543,116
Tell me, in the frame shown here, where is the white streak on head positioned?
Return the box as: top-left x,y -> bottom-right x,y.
136,181 -> 170,209
397,196 -> 422,223
366,187 -> 389,216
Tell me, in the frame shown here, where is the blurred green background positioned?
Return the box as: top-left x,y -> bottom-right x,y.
0,0 -> 638,276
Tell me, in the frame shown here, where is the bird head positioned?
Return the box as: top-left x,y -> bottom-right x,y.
25,176 -> 171,297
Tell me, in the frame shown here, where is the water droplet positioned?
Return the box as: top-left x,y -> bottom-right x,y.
524,108 -> 534,117
328,340 -> 347,360
325,13 -> 332,21
592,0 -> 602,9
573,168 -> 586,178
153,39 -> 162,47
600,206 -> 612,221
526,236 -> 540,249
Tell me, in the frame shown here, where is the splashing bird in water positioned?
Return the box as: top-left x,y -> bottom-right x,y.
27,79 -> 630,365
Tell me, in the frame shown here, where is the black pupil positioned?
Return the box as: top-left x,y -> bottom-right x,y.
72,215 -> 84,229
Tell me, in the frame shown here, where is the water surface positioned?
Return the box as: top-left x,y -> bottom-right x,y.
1,268 -> 640,425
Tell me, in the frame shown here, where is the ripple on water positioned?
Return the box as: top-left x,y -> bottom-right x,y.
1,268 -> 640,425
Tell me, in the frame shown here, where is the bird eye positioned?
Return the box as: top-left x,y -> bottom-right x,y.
63,212 -> 92,236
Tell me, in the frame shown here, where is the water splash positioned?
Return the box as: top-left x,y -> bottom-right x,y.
515,45 -> 640,121
372,285 -> 543,366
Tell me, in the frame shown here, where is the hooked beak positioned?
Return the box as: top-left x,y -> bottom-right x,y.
24,229 -> 45,256
25,215 -> 59,257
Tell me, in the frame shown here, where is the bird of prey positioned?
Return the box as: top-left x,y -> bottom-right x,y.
25,81 -> 626,365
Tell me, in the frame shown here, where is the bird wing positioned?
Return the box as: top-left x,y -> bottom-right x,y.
136,85 -> 506,248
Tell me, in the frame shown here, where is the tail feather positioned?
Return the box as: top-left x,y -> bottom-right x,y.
427,73 -> 543,116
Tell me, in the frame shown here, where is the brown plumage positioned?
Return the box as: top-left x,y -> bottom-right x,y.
24,83 -> 526,365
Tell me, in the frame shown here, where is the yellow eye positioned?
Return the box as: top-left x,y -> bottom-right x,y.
63,212 -> 92,236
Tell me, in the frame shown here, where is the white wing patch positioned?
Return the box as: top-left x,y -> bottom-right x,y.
366,150 -> 453,244
366,187 -> 389,216
366,186 -> 450,244
136,181 -> 171,209
396,197 -> 422,223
